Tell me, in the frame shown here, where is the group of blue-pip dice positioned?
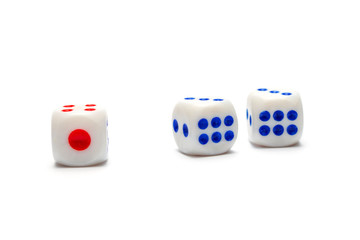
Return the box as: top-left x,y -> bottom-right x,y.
172,88 -> 303,155
51,88 -> 303,166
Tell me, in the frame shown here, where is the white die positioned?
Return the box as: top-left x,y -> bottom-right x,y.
246,88 -> 303,147
51,104 -> 108,166
172,98 -> 238,155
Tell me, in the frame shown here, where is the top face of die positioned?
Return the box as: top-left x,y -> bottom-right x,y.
248,88 -> 301,105
54,104 -> 106,116
180,97 -> 229,104
174,97 -> 235,113
181,97 -> 227,102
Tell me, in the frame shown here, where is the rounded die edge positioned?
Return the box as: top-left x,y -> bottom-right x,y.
54,158 -> 108,167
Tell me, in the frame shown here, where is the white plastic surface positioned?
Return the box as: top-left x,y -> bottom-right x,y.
172,98 -> 238,155
246,89 -> 303,147
51,104 -> 108,166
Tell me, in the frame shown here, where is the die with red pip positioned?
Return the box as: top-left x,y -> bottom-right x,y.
51,104 -> 108,166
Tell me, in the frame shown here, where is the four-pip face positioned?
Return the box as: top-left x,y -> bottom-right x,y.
246,88 -> 303,147
51,104 -> 108,166
172,98 -> 238,155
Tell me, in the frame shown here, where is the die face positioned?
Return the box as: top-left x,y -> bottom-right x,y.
52,104 -> 108,166
172,98 -> 238,155
247,89 -> 303,147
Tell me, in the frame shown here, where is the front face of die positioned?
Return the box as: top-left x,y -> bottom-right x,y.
52,104 -> 108,166
172,98 -> 238,155
247,88 -> 303,147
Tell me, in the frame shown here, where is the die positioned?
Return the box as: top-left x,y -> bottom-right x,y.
246,88 -> 303,147
172,97 -> 238,155
51,104 -> 108,166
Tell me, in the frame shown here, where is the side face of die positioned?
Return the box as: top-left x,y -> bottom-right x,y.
51,104 -> 108,166
172,98 -> 238,155
247,88 -> 303,147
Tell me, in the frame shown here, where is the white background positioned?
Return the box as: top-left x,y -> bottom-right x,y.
0,0 -> 359,239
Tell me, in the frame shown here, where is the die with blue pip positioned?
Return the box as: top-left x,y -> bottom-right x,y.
172,98 -> 238,155
246,88 -> 303,147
